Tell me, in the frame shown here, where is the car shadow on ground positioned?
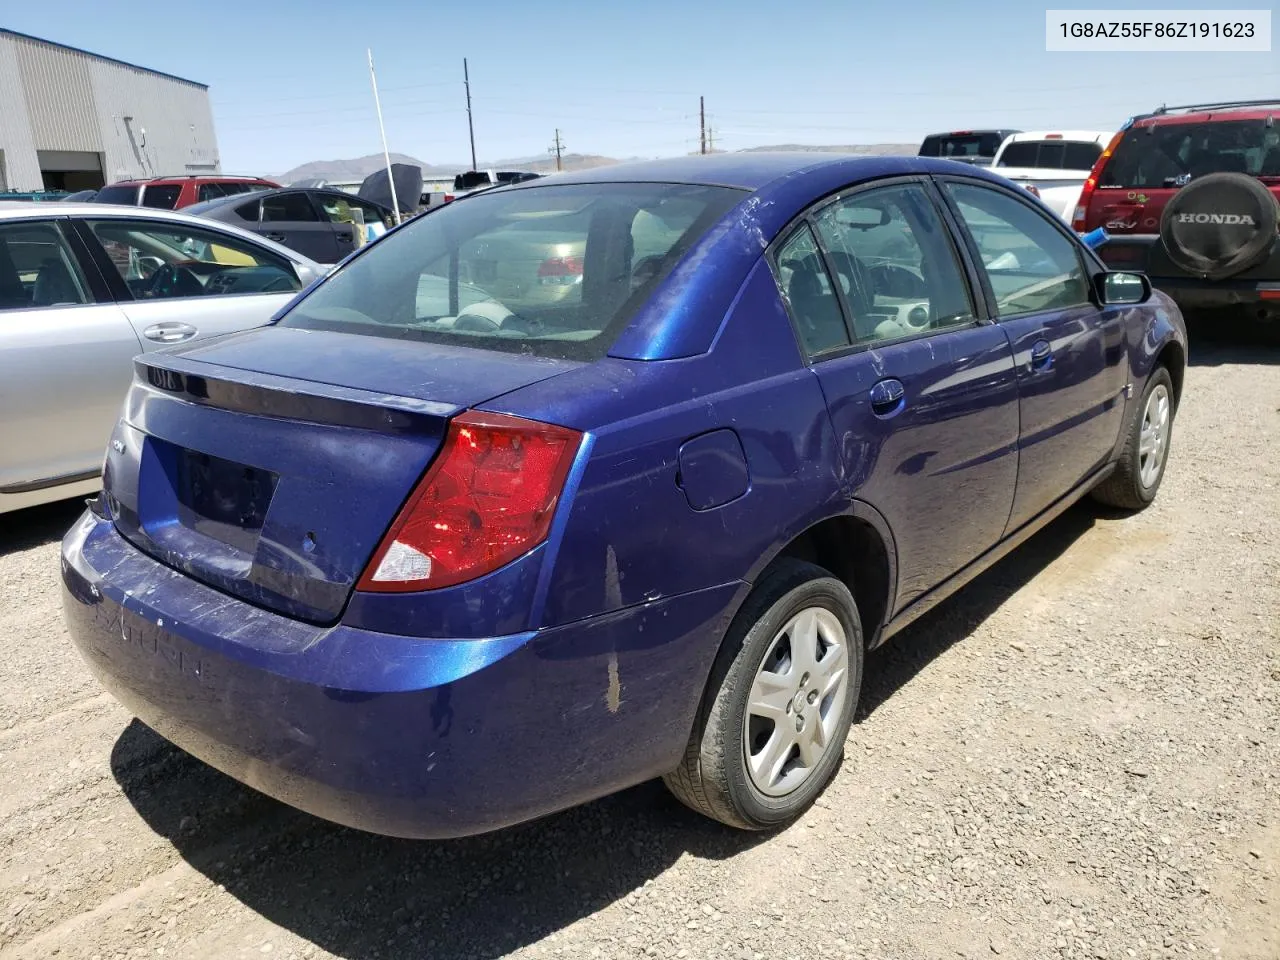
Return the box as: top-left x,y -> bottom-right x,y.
0,497 -> 84,558
109,501 -> 1103,959
857,501 -> 1097,718
1185,311 -> 1280,365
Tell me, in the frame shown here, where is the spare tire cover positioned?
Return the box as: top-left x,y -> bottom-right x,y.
1160,172 -> 1279,280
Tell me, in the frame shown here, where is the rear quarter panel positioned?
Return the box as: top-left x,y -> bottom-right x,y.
485,260 -> 848,629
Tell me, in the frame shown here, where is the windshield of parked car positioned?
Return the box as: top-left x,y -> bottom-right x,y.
1102,119 -> 1280,187
279,181 -> 745,360
997,140 -> 1102,170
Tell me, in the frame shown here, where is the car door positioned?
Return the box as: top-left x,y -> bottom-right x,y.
939,179 -> 1129,534
258,191 -> 341,263
74,216 -> 305,349
313,192 -> 391,259
775,178 -> 1021,611
0,217 -> 142,501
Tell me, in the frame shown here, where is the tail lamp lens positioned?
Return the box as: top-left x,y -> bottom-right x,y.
358,412 -> 582,592
538,256 -> 585,286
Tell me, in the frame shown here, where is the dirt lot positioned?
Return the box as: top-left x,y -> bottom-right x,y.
1,333 -> 1276,960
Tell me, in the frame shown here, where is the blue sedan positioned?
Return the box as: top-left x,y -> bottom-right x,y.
62,154 -> 1186,837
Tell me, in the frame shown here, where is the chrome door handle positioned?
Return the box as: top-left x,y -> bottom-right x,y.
869,378 -> 906,418
143,321 -> 197,343
1029,339 -> 1053,372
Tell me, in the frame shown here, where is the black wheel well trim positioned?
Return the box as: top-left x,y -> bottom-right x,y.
736,500 -> 899,652
1155,338 -> 1186,408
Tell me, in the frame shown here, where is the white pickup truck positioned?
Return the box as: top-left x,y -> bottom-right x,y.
989,131 -> 1113,221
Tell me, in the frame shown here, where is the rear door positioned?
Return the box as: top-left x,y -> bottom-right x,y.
779,178 -> 1020,611
75,216 -> 304,348
0,217 -> 141,499
313,192 -> 394,257
257,191 -> 341,263
941,178 -> 1128,533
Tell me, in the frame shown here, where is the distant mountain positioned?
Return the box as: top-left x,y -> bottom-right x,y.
275,143 -> 921,184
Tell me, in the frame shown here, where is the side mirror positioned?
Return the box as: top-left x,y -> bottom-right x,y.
1096,271 -> 1151,305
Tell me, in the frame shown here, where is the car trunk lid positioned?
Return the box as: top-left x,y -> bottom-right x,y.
103,328 -> 581,624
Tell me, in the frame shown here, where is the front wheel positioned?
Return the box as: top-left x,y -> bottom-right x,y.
663,559 -> 863,830
1091,365 -> 1176,511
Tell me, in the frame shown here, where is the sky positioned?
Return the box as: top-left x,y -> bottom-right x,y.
6,0 -> 1278,175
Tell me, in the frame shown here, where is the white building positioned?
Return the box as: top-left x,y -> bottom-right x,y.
0,29 -> 219,192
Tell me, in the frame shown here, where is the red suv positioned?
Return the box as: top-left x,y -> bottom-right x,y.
91,176 -> 280,210
1075,100 -> 1280,320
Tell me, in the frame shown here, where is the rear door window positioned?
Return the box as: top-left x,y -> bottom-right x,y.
140,184 -> 182,209
0,221 -> 90,309
1102,119 -> 1280,187
280,182 -> 745,360
773,224 -> 850,356
812,183 -> 976,344
262,192 -> 320,222
198,183 -> 227,202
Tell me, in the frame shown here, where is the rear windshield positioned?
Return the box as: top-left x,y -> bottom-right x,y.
279,182 -> 745,361
454,171 -> 493,191
141,184 -> 183,209
919,133 -> 1004,161
93,184 -> 140,205
997,140 -> 1102,171
1102,119 -> 1280,188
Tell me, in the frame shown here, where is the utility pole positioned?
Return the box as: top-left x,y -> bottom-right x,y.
707,124 -> 715,153
699,96 -> 706,155
463,57 -> 477,172
549,128 -> 564,172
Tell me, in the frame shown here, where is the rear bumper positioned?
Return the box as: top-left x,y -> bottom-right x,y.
1099,234 -> 1280,312
62,510 -> 740,838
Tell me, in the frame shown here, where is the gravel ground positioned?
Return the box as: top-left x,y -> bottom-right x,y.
1,331 -> 1276,960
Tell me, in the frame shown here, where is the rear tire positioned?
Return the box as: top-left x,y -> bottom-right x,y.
663,559 -> 863,830
1091,366 -> 1176,511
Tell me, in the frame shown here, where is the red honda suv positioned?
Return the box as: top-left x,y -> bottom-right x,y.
91,175 -> 280,210
1074,99 -> 1280,321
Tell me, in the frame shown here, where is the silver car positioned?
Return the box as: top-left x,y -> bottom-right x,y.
0,202 -> 325,514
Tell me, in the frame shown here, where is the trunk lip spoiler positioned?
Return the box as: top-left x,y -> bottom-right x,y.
132,354 -> 458,434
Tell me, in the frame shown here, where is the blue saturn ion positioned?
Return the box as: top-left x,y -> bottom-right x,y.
62,154 -> 1186,838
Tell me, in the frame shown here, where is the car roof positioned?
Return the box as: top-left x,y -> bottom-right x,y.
103,175 -> 277,186
191,186 -> 390,210
505,152 -> 1003,192
0,201 -> 322,266
1134,100 -> 1280,127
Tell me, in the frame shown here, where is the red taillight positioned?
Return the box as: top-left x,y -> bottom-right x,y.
443,193 -> 455,203
1045,133 -> 1063,139
1260,290 -> 1280,300
358,411 -> 582,592
538,256 -> 584,285
1073,130 -> 1126,231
